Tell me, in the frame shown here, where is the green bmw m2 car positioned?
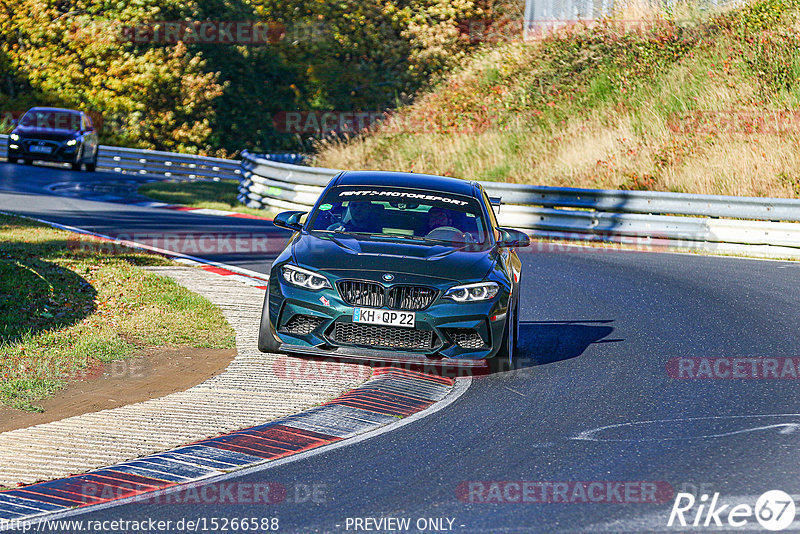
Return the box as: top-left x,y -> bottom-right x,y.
258,170 -> 529,367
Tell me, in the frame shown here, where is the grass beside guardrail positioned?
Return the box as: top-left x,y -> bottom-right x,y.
314,0 -> 800,199
139,179 -> 276,218
0,214 -> 236,412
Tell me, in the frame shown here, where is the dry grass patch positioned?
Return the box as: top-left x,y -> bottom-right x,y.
313,0 -> 800,199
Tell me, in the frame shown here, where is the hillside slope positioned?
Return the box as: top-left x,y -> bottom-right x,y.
315,0 -> 800,198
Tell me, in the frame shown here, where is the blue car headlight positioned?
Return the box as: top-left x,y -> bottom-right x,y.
281,264 -> 331,290
65,138 -> 78,146
9,133 -> 19,141
444,281 -> 499,302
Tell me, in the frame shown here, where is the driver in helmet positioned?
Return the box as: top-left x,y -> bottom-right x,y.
328,201 -> 382,233
425,207 -> 455,233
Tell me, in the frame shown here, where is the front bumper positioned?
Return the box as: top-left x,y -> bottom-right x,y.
276,344 -> 489,367
8,139 -> 81,162
267,272 -> 511,362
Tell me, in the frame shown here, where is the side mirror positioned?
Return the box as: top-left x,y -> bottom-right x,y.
497,227 -> 530,248
273,210 -> 306,232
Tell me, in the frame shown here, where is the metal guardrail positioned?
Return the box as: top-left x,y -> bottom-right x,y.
96,146 -> 240,181
2,134 -> 797,257
0,134 -> 240,181
238,150 -> 800,258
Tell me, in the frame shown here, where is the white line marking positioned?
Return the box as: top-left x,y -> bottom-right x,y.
573,414 -> 800,442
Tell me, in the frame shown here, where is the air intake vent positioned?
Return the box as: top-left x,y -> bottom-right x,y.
386,286 -> 437,311
446,328 -> 486,349
337,280 -> 384,307
333,323 -> 435,350
280,314 -> 325,335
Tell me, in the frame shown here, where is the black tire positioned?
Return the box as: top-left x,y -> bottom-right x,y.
512,300 -> 520,348
8,157 -> 17,164
71,147 -> 83,171
86,150 -> 98,172
23,159 -> 33,165
490,302 -> 518,373
257,289 -> 281,353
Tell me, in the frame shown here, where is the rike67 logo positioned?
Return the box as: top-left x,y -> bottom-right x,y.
668,490 -> 796,531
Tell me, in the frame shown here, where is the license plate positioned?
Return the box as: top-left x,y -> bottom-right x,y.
353,307 -> 415,328
29,145 -> 52,154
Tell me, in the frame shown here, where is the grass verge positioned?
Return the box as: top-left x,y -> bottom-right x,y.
139,179 -> 277,218
314,0 -> 800,198
0,213 -> 236,411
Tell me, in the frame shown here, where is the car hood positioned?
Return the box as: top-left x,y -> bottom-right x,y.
14,126 -> 78,141
291,232 -> 495,282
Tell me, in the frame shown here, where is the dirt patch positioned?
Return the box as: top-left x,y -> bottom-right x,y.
0,346 -> 236,433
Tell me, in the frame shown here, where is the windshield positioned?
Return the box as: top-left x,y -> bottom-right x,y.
307,186 -> 489,245
19,110 -> 81,131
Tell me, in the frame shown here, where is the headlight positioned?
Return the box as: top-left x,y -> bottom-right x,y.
66,138 -> 78,146
444,281 -> 499,302
9,133 -> 19,141
281,264 -> 331,290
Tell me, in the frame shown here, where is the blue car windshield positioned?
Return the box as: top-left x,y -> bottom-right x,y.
19,110 -> 81,131
307,186 -> 490,245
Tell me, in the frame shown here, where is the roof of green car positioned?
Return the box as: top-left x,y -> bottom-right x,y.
335,171 -> 478,197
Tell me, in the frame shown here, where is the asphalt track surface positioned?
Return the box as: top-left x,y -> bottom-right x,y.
2,161 -> 800,532
0,162 -> 283,274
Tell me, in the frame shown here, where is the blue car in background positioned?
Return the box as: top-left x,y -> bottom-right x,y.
7,107 -> 99,171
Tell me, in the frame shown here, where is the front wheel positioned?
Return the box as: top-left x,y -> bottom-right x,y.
86,151 -> 97,172
257,289 -> 281,353
71,147 -> 83,171
490,304 -> 518,373
8,156 -> 17,164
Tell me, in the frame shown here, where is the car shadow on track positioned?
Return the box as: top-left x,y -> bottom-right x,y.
514,320 -> 621,369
